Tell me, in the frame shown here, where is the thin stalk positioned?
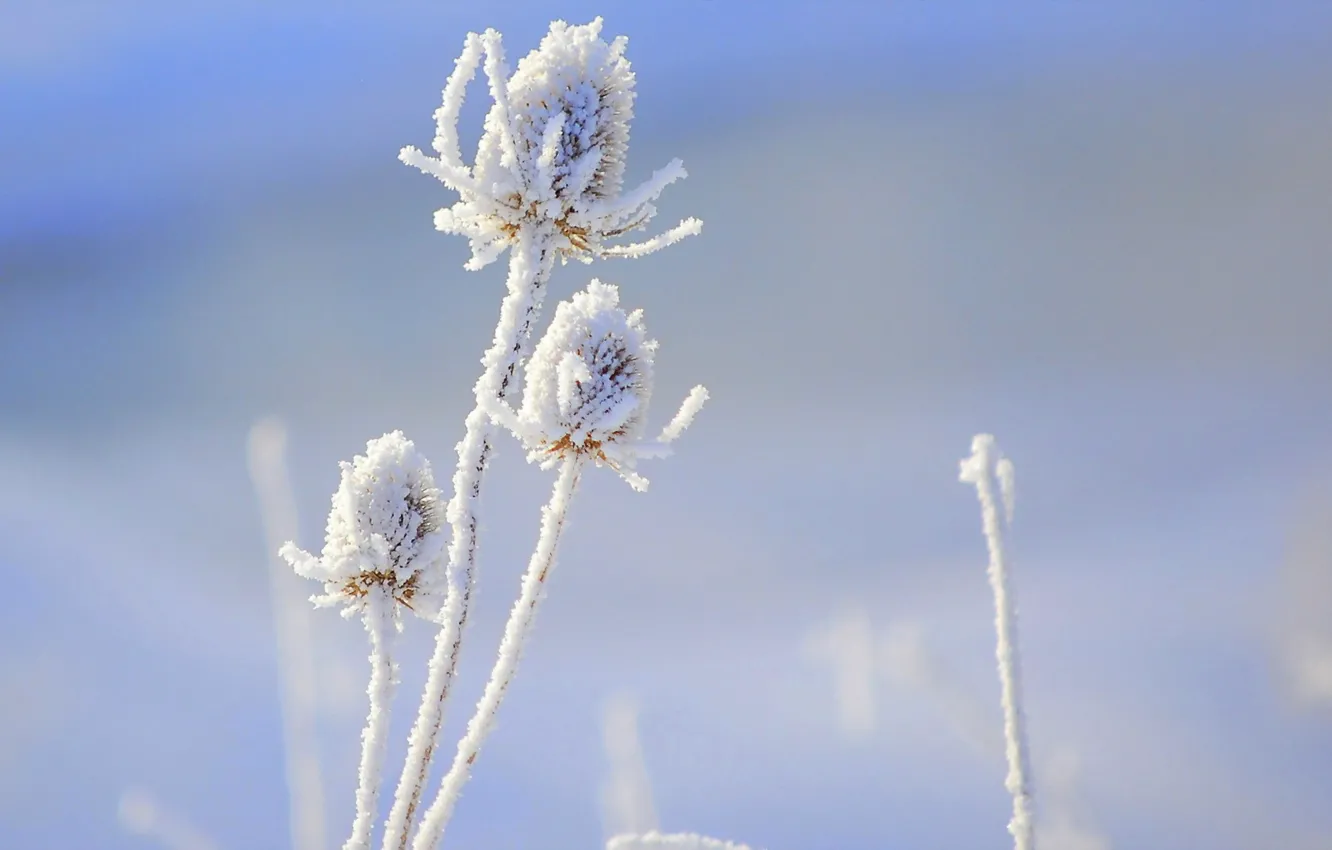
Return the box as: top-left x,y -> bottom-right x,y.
411,456 -> 584,850
346,591 -> 398,850
961,435 -> 1035,850
382,227 -> 555,850
246,418 -> 327,850
601,693 -> 659,840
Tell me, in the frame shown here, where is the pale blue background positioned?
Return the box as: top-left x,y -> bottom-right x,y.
4,2 -> 1332,849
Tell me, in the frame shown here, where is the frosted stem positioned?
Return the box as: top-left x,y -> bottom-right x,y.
960,434 -> 1035,850
345,592 -> 398,850
599,217 -> 704,259
479,30 -> 520,173
398,146 -> 479,196
587,158 -> 688,226
382,228 -> 554,850
431,32 -> 485,168
411,456 -> 584,850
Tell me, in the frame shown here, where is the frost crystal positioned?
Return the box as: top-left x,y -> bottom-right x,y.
487,280 -> 707,491
399,17 -> 702,270
281,432 -> 446,621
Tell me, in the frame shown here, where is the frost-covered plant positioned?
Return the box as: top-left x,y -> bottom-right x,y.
252,15 -> 1048,850
961,434 -> 1035,850
399,17 -> 701,268
410,281 -> 707,849
272,17 -> 712,850
281,299 -> 705,850
281,432 -> 446,850
385,19 -> 701,849
281,432 -> 446,621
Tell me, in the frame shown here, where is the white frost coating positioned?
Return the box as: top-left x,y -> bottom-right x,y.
246,419 -> 327,850
280,431 -> 447,621
381,229 -> 556,850
280,431 -> 443,850
399,17 -> 701,269
510,281 -> 655,457
486,279 -> 708,491
344,591 -> 399,850
430,34 -> 484,172
472,230 -> 556,406
997,456 -> 1016,525
960,434 -> 1035,850
389,20 -> 702,849
601,694 -> 659,840
657,385 -> 709,445
597,217 -> 704,259
607,832 -> 757,850
411,458 -> 585,850
879,622 -> 1110,850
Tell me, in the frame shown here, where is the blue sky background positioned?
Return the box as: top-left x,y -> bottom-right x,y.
5,3 -> 1332,849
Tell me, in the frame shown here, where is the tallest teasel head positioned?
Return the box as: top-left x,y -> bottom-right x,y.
400,18 -> 702,269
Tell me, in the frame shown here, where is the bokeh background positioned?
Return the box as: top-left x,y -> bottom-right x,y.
5,2 -> 1332,849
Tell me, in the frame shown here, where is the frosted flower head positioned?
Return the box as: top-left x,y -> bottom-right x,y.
280,431 -> 447,621
521,280 -> 654,455
506,17 -> 633,220
400,18 -> 702,270
487,280 -> 709,490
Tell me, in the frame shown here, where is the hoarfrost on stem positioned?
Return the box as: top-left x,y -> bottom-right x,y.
411,457 -> 585,850
394,282 -> 707,849
412,284 -> 705,849
388,20 -> 702,846
384,230 -> 557,850
960,434 -> 1036,850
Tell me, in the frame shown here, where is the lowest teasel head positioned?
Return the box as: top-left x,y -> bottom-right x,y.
400,17 -> 702,269
486,279 -> 709,490
281,431 -> 447,622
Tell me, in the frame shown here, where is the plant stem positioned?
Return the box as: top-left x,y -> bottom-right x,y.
382,227 -> 555,850
247,419 -> 328,850
346,591 -> 397,850
411,456 -> 584,850
962,435 -> 1035,850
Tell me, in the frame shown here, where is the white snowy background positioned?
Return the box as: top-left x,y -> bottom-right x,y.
4,2 -> 1332,849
